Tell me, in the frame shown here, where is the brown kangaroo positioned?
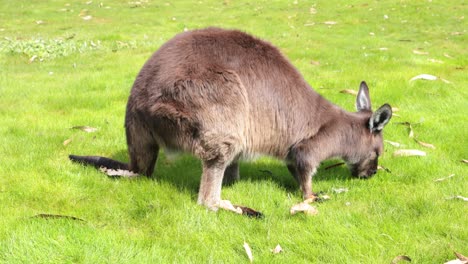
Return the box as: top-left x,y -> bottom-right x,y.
70,27 -> 392,217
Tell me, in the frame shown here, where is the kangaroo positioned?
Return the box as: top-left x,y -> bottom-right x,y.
70,27 -> 392,217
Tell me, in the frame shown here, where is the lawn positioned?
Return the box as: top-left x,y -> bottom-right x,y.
0,0 -> 467,263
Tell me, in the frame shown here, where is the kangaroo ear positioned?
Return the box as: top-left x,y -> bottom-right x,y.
369,104 -> 392,132
356,81 -> 372,112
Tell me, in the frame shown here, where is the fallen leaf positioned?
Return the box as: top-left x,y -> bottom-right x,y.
33,214 -> 85,221
444,53 -> 454,59
414,139 -> 435,149
100,167 -> 139,177
413,50 -> 428,55
332,187 -> 348,193
393,149 -> 426,157
462,159 -> 468,164
339,89 -> 358,95
325,162 -> 345,170
445,258 -> 468,264
428,58 -> 444,63
82,15 -> 92,20
29,55 -> 38,63
86,1 -> 93,4
378,165 -> 392,173
78,9 -> 89,16
392,107 -> 400,112
63,138 -> 72,146
395,122 -> 416,138
272,244 -> 283,254
454,252 -> 468,261
36,20 -> 45,25
391,255 -> 412,263
243,242 -> 253,263
385,140 -> 402,147
310,60 -> 320,66
290,202 -> 318,215
309,7 -> 317,14
446,196 -> 468,202
410,74 -> 437,82
324,21 -> 337,25
71,126 -> 98,133
321,194 -> 331,200
434,174 -> 455,182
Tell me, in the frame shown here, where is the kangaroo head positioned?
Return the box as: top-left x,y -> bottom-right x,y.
345,81 -> 392,179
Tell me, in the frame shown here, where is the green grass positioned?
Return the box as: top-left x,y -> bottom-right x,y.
1,0 -> 467,263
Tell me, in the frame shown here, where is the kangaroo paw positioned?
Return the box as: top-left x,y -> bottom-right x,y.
218,200 -> 263,218
304,192 -> 330,203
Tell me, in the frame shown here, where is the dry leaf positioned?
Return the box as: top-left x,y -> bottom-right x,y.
446,196 -> 468,202
309,7 -> 317,14
445,259 -> 468,264
395,122 -> 415,138
29,55 -> 38,63
310,60 -> 320,66
445,252 -> 468,264
63,138 -> 72,146
393,149 -> 426,157
434,174 -> 455,182
272,244 -> 283,254
332,187 -> 348,193
100,167 -> 139,177
391,255 -> 412,263
413,50 -> 428,55
290,202 -> 318,215
325,162 -> 345,170
78,9 -> 88,16
410,74 -> 437,82
444,53 -> 454,59
462,159 -> 468,164
82,15 -> 92,20
243,242 -> 253,263
378,165 -> 392,173
428,58 -> 444,63
414,139 -> 435,149
36,20 -> 45,25
339,89 -> 358,95
385,140 -> 402,147
71,126 -> 98,133
324,21 -> 337,25
33,213 -> 85,221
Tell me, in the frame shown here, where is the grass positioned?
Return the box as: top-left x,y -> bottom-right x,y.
0,0 -> 467,263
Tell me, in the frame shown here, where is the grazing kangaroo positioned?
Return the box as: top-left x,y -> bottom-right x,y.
70,27 -> 392,217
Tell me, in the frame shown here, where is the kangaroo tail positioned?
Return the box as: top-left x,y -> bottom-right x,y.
69,155 -> 129,170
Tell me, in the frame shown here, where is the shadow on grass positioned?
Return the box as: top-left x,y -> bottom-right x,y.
108,149 -> 355,198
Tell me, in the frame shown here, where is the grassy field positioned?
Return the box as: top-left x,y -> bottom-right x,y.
0,0 -> 467,263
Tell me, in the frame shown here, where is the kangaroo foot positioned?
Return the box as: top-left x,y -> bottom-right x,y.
218,200 -> 263,218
